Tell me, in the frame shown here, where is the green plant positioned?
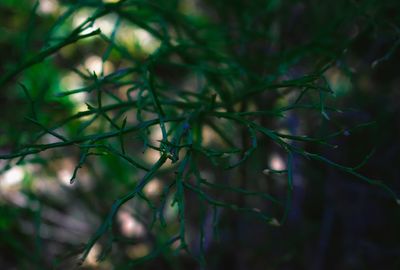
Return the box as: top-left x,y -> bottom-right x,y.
1,0 -> 399,268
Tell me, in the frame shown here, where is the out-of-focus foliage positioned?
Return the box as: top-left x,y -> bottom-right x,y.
1,0 -> 400,269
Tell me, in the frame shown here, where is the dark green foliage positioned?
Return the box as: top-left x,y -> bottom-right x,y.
1,0 -> 400,269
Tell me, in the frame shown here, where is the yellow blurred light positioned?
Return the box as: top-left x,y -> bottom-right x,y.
144,178 -> 163,197
82,243 -> 101,267
38,0 -> 58,15
117,210 -> 145,237
269,154 -> 285,171
84,55 -> 103,75
0,166 -> 24,188
126,244 -> 151,259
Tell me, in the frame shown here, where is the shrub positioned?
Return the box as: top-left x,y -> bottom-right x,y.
0,0 -> 399,269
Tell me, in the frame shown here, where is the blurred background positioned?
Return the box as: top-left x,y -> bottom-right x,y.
0,0 -> 400,269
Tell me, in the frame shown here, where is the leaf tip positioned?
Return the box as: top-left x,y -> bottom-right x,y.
322,111 -> 330,120
70,176 -> 76,184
